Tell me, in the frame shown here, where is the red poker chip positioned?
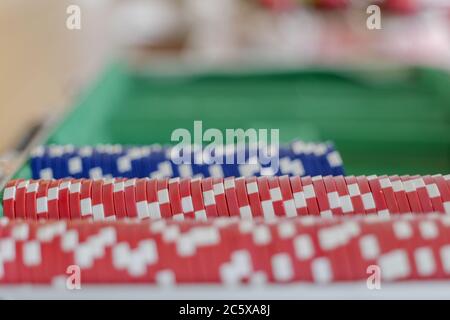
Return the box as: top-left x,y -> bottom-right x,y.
431,175 -> 450,214
180,178 -> 195,219
278,175 -> 297,217
212,178 -> 229,217
366,175 -> 389,216
409,176 -> 434,213
80,179 -> 93,220
201,177 -> 218,218
344,175 -> 366,215
389,175 -> 412,214
235,177 -> 252,219
14,180 -> 29,219
267,176 -> 286,217
244,177 -> 263,218
422,175 -> 445,213
36,180 -> 50,220
146,178 -> 161,219
69,179 -> 83,220
377,175 -> 400,214
311,176 -> 332,218
257,176 -> 276,219
300,176 -> 320,216
168,178 -> 183,218
58,179 -> 71,219
3,179 -> 22,219
289,176 -> 309,216
322,175 -> 342,216
135,178 -> 149,219
102,178 -> 117,221
124,179 -> 138,218
333,176 -> 354,215
190,178 -> 207,220
224,177 -> 240,217
356,176 -> 377,214
47,180 -> 61,219
157,179 -> 172,219
92,179 -> 105,221
112,178 -> 127,219
400,175 -> 423,214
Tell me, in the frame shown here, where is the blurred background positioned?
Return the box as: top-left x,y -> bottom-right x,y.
1,0 -> 450,179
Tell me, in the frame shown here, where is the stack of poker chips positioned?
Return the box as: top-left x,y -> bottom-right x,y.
29,141 -> 344,180
3,175 -> 450,222
1,213 -> 450,284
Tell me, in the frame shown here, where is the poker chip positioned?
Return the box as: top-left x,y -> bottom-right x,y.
409,176 -> 434,213
300,176 -> 320,216
234,177 -> 252,219
344,176 -> 366,215
112,178 -> 127,219
201,177 -> 219,218
390,175 -> 412,214
47,180 -> 60,219
58,179 -> 71,219
311,176 -> 332,218
102,178 -> 116,221
366,175 -> 389,217
378,175 -> 400,214
289,176 -> 309,216
124,179 -> 138,218
278,175 -> 297,217
80,179 -> 93,219
401,175 -> 423,214
3,179 -> 22,219
431,175 -> 450,214
224,177 -> 241,217
91,179 -> 105,221
212,178 -> 229,217
157,179 -> 172,219
69,179 -> 82,220
333,175 -> 353,215
355,176 -> 377,215
146,178 -> 161,219
168,178 -> 183,218
180,178 -> 195,219
257,176 -> 276,219
36,180 -> 50,220
422,175 -> 445,213
135,178 -> 150,220
190,178 -> 207,220
322,175 -> 343,216
14,180 -> 29,219
267,176 -> 286,217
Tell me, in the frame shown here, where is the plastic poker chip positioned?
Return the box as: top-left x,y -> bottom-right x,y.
311,176 -> 332,218
401,176 -> 423,214
14,180 -> 29,219
245,176 -> 264,218
390,175 -> 412,214
80,179 -> 93,219
91,179 -> 105,221
201,177 -> 219,218
69,179 -> 82,219
322,175 -> 343,216
366,175 -> 389,217
3,179 -> 22,219
257,176 -> 276,220
111,178 -> 126,219
134,178 -> 149,219
157,179 -> 172,219
47,180 -> 60,219
102,178 -> 117,220
333,176 -> 354,215
212,178 -> 229,217
146,178 -> 161,220
301,176 -> 321,216
180,178 -> 195,219
344,176 -> 366,215
409,176 -> 434,213
234,177 -> 252,219
35,180 -> 50,220
267,176 -> 286,217
289,176 -> 309,216
57,179 -> 71,219
190,178 -> 207,220
168,178 -> 183,218
224,177 -> 241,217
431,175 -> 450,214
278,175 -> 297,217
124,179 -> 138,218
422,175 -> 445,213
378,175 -> 400,214
355,176 -> 377,215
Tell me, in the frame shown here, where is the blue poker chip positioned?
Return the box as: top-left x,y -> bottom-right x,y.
30,146 -> 44,179
325,142 -> 345,176
290,140 -> 312,176
314,143 -> 332,176
89,147 -> 103,179
79,146 -> 93,178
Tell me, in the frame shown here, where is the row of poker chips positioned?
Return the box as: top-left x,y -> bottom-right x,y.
29,141 -> 344,180
2,213 -> 450,284
3,175 -> 450,221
